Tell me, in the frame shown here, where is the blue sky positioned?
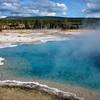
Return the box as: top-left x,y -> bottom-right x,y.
0,0 -> 100,17
54,0 -> 86,17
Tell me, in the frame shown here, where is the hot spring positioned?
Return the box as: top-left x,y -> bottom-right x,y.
0,31 -> 100,91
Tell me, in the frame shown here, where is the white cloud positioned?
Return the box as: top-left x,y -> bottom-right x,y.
0,0 -> 68,17
56,3 -> 67,15
83,0 -> 100,17
56,3 -> 67,10
0,16 -> 7,18
40,12 -> 56,16
85,13 -> 100,18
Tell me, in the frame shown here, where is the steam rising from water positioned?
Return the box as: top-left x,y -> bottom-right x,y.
56,30 -> 100,68
79,30 -> 100,68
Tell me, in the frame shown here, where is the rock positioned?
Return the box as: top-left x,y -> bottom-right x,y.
0,80 -> 84,100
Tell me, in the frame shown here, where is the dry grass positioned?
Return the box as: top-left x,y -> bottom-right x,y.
0,86 -> 58,100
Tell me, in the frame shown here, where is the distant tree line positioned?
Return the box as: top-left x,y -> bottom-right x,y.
0,17 -> 100,31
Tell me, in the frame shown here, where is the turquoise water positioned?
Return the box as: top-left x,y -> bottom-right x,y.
0,38 -> 100,91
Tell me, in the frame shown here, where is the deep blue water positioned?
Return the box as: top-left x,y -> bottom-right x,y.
0,38 -> 100,91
